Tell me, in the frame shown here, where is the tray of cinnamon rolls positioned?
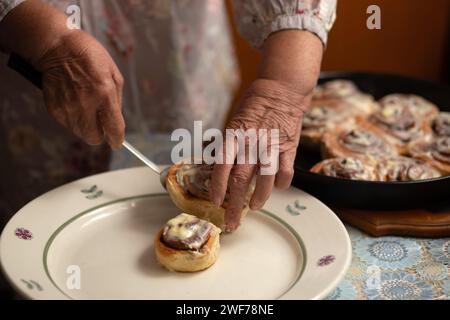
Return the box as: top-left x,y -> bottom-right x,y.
293,72 -> 450,210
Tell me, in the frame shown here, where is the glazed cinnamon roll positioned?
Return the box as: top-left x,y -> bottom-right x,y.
376,157 -> 441,182
321,125 -> 398,160
344,93 -> 380,115
431,112 -> 450,138
379,94 -> 439,120
313,80 -> 362,100
165,163 -> 254,232
154,213 -> 221,272
311,157 -> 380,181
301,101 -> 354,149
364,103 -> 432,154
409,137 -> 450,175
313,80 -> 379,115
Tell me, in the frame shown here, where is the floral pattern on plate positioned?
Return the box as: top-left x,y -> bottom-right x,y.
21,279 -> 43,291
15,228 -> 33,240
81,185 -> 104,200
318,255 -> 336,267
286,200 -> 307,216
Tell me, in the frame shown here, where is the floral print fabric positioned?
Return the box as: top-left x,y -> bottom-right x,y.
328,226 -> 450,300
232,0 -> 337,48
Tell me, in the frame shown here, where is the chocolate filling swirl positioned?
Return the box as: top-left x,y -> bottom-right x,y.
370,104 -> 420,142
432,113 -> 450,137
162,214 -> 212,251
320,158 -> 375,181
432,137 -> 450,164
379,94 -> 439,120
338,128 -> 395,158
176,164 -> 231,206
380,157 -> 441,181
179,165 -> 213,201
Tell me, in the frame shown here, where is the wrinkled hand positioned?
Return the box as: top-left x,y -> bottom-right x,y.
37,31 -> 125,149
210,79 -> 309,232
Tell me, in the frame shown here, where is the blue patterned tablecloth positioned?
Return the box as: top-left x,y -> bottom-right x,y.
328,226 -> 449,300
113,134 -> 450,301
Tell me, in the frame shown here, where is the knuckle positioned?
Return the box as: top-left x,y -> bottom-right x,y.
114,119 -> 126,135
278,167 -> 294,178
231,170 -> 250,187
116,73 -> 125,87
97,80 -> 116,96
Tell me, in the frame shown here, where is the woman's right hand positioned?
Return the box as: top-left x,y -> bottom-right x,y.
37,31 -> 126,149
0,0 -> 125,149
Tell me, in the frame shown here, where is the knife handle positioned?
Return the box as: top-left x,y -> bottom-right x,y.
8,53 -> 43,90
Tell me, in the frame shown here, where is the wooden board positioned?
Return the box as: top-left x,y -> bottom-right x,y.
334,208 -> 450,238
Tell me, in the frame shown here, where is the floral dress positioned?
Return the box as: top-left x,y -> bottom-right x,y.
0,0 -> 336,225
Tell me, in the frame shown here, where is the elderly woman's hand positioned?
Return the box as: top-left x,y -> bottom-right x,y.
0,0 -> 125,149
37,31 -> 125,149
211,79 -> 308,232
210,30 -> 324,232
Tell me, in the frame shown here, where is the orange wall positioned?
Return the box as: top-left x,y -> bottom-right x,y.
227,0 -> 450,102
324,0 -> 450,80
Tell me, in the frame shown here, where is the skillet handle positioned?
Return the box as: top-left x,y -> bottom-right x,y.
8,53 -> 43,90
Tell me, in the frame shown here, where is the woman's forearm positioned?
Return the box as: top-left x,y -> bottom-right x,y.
259,30 -> 324,97
0,0 -> 73,68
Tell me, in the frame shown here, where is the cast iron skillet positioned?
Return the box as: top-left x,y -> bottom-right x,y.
6,55 -> 450,210
293,72 -> 450,210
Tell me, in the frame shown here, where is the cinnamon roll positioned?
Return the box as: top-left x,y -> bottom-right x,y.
321,125 -> 398,160
409,137 -> 450,175
379,94 -> 439,120
311,157 -> 380,181
376,157 -> 441,182
313,80 -> 379,115
431,112 -> 450,138
313,80 -> 362,100
344,94 -> 380,115
154,213 -> 221,272
364,103 -> 432,154
165,162 -> 254,232
301,100 -> 354,149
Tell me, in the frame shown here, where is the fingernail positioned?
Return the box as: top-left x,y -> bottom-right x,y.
210,190 -> 222,208
212,197 -> 222,208
225,222 -> 238,233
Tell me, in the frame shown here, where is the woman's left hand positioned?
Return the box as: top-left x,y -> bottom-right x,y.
210,79 -> 309,232
210,30 -> 324,232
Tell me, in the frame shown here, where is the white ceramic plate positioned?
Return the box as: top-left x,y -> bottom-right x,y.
0,167 -> 351,300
